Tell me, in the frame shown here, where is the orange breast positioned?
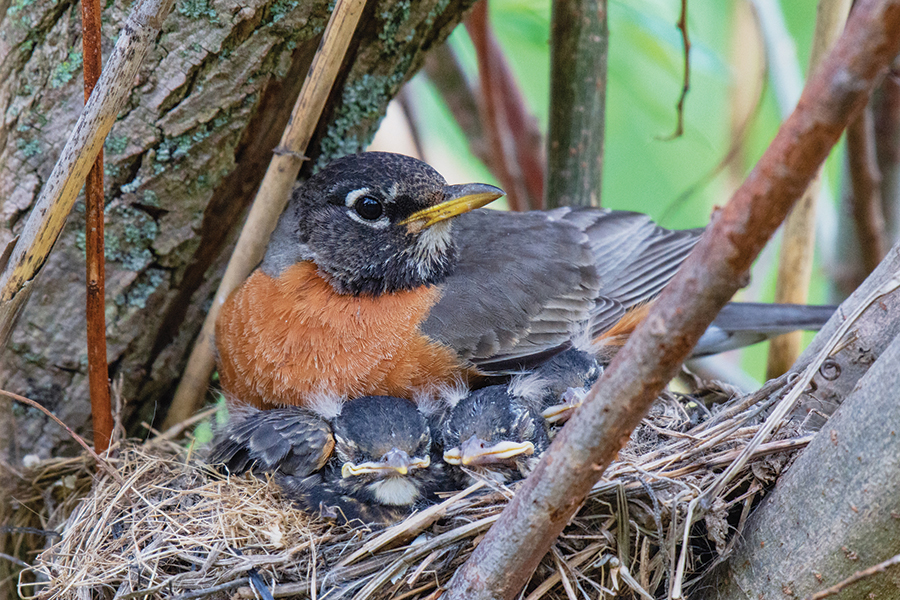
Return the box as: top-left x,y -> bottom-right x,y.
216,261 -> 465,408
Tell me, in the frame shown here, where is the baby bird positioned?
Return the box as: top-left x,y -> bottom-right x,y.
209,395 -> 445,525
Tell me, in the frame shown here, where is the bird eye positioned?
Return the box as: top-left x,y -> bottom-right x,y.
354,196 -> 383,220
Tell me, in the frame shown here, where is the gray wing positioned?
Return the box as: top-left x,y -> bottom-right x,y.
209,405 -> 334,478
421,207 -> 702,372
575,208 -> 702,335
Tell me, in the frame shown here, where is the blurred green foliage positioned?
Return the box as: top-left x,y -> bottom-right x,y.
401,0 -> 839,383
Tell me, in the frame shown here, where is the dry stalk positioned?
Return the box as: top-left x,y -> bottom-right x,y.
166,0 -> 368,429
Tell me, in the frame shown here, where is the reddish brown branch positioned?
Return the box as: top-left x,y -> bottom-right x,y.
423,45 -> 490,169
661,0 -> 690,140
873,72 -> 900,238
81,0 -> 112,453
465,0 -> 544,211
443,2 -> 900,598
846,104 -> 889,275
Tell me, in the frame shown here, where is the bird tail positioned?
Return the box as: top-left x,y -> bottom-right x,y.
591,301 -> 836,358
693,302 -> 837,357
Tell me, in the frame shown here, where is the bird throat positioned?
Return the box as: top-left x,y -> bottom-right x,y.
216,261 -> 464,407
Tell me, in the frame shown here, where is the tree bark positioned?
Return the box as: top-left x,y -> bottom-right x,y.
703,311 -> 900,599
0,0 -> 475,462
788,244 -> 900,430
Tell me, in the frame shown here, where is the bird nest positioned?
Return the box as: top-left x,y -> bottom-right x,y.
5,378 -> 808,600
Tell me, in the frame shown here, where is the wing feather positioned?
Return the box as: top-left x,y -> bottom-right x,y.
421,208 -> 703,372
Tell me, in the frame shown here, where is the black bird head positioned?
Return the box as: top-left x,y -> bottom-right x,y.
442,385 -> 550,485
262,152 -> 504,296
329,395 -> 439,508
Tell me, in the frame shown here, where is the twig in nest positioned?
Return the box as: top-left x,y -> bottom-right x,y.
0,388 -> 123,484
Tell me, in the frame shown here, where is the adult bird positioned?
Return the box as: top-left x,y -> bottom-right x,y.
215,151 -> 833,409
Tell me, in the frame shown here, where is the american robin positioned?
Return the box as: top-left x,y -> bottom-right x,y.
442,383 -> 549,486
441,347 -> 602,485
210,395 -> 444,525
442,297 -> 839,483
216,152 -> 700,408
215,151 -> 835,409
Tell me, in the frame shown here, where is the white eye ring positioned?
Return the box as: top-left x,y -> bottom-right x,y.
344,187 -> 389,229
344,187 -> 371,207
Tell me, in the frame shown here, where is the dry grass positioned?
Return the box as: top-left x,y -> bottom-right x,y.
2,380 -> 809,600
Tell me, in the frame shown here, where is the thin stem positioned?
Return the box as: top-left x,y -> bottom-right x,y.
81,0 -> 112,453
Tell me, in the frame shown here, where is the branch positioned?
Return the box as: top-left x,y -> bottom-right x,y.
804,554 -> 900,600
846,104 -> 889,274
873,70 -> 900,240
545,0 -> 607,208
465,0 -> 544,211
705,288 -> 900,599
786,247 -> 900,429
423,44 -> 490,168
81,0 -> 112,453
658,0 -> 690,141
0,388 -> 123,484
766,0 -> 851,379
163,0 -> 367,429
0,0 -> 178,343
443,2 -> 900,598
750,0 -> 840,266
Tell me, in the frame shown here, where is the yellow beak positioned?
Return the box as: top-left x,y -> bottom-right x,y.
400,183 -> 504,232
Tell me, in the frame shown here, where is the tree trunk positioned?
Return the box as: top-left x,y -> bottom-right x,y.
703,326 -> 900,599
0,0 -> 475,462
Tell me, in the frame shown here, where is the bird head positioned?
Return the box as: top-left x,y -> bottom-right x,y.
442,385 -> 549,484
262,152 -> 504,296
331,395 -> 438,506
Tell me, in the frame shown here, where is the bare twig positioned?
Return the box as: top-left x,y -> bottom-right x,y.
804,553 -> 900,600
0,552 -> 30,568
465,0 -> 544,211
546,0 -> 607,208
767,0 -> 851,379
0,388 -> 123,484
443,2 -> 900,598
659,0 -> 690,141
152,405 -> 220,443
81,0 -> 112,454
0,0 -> 178,343
164,0 -> 368,429
397,87 -> 426,161
846,105 -> 890,274
423,44 -> 489,167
